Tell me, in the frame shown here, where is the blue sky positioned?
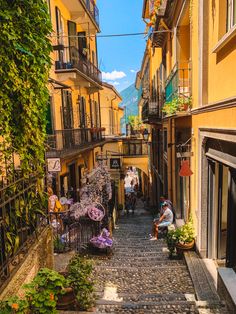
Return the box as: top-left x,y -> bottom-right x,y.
97,0 -> 146,92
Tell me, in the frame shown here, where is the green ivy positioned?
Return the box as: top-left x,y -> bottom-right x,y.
0,0 -> 52,175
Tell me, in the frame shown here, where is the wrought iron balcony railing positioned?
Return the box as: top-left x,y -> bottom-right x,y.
82,0 -> 99,28
165,64 -> 191,103
55,46 -> 102,85
141,100 -> 162,123
46,128 -> 105,157
122,139 -> 148,156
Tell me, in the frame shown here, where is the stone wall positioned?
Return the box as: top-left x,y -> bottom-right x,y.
0,226 -> 54,300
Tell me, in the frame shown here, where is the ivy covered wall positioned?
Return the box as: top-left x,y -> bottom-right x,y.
0,0 -> 52,174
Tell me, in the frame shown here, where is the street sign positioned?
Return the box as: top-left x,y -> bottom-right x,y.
47,158 -> 61,172
110,158 -> 121,169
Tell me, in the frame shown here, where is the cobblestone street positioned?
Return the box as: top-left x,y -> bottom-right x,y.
89,207 -> 229,314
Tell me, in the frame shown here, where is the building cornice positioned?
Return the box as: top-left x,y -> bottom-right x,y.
191,96 -> 236,115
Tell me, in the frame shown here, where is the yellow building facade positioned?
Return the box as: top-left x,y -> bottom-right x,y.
138,0 -> 236,301
46,0 -> 104,200
100,82 -> 123,137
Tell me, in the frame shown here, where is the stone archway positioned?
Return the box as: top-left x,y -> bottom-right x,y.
122,156 -> 149,176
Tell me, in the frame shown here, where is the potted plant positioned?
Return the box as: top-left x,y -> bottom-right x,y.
162,96 -> 192,116
24,268 -> 70,313
66,255 -> 96,311
166,218 -> 195,258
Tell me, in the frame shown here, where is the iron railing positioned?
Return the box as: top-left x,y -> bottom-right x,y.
50,213 -> 101,253
82,0 -> 99,28
122,139 -> 148,156
141,100 -> 161,122
0,171 -> 48,290
55,46 -> 102,85
46,128 -> 105,156
165,64 -> 191,103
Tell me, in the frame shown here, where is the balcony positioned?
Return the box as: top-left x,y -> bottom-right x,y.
163,64 -> 191,116
46,128 -> 105,158
55,47 -> 102,86
141,100 -> 162,124
82,0 -> 99,29
122,139 -> 148,156
60,0 -> 99,32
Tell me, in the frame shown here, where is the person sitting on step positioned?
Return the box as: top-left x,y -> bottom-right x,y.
150,202 -> 173,240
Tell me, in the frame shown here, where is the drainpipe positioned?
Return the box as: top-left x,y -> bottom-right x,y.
111,95 -> 117,135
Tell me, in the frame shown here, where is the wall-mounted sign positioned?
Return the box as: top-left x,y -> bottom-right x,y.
47,158 -> 61,172
110,158 -> 121,169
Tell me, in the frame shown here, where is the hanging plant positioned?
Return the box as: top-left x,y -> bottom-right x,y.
145,0 -> 163,33
0,0 -> 52,176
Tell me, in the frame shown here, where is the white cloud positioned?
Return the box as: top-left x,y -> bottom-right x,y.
130,69 -> 138,73
108,81 -> 120,86
102,70 -> 126,81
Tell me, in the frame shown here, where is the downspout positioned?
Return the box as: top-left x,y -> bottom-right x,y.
111,95 -> 117,135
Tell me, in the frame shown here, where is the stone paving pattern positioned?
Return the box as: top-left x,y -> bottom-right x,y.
91,215 -> 197,313
59,207 -> 229,313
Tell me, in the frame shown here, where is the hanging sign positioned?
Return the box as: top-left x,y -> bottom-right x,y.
110,158 -> 121,169
47,158 -> 61,172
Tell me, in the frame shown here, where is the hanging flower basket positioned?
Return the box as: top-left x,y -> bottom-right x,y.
87,203 -> 105,221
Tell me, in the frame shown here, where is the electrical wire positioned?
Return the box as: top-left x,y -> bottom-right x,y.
49,30 -> 172,39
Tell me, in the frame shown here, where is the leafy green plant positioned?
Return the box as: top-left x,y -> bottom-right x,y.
127,115 -> 143,131
54,236 -> 66,253
0,0 -> 52,175
67,255 -> 95,310
166,218 -> 195,256
0,296 -> 29,314
24,268 -> 68,313
162,96 -> 192,115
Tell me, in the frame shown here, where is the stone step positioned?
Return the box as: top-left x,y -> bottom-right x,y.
94,263 -> 186,270
95,292 -> 189,303
96,300 -> 198,314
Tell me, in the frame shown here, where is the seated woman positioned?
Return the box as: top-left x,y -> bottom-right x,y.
150,202 -> 173,240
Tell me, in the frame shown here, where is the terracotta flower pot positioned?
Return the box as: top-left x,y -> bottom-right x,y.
176,240 -> 195,257
57,287 -> 76,310
176,240 -> 195,250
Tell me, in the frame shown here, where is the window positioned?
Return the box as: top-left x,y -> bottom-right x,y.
62,91 -> 73,129
227,0 -> 236,31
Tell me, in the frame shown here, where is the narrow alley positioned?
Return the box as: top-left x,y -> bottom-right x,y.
59,204 -> 228,314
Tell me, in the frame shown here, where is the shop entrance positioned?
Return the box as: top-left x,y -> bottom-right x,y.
206,140 -> 236,269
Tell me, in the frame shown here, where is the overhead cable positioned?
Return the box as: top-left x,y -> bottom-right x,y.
49,30 -> 172,39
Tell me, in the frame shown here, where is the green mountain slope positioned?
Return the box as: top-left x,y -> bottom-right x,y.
120,83 -> 139,133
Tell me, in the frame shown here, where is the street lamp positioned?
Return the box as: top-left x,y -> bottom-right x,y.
142,128 -> 149,142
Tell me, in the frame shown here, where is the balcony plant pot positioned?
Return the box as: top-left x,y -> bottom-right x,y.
91,128 -> 98,133
57,287 -> 76,310
66,62 -> 73,69
176,240 -> 195,257
55,61 -> 62,70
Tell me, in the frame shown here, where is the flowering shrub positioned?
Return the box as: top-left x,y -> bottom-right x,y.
0,296 -> 29,314
166,218 -> 195,256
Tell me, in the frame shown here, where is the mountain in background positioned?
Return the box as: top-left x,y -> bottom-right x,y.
119,83 -> 139,133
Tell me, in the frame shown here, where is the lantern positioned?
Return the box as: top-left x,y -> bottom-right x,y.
179,160 -> 193,177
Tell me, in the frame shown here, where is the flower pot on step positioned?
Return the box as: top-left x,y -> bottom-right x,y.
57,287 -> 76,310
176,240 -> 195,257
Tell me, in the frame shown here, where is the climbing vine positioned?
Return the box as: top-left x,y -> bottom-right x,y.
0,0 -> 52,176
